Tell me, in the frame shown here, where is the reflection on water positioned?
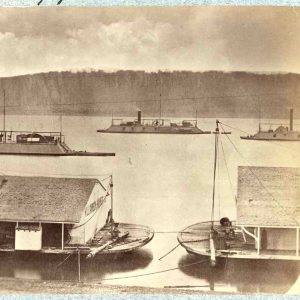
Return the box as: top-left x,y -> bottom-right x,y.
179,254 -> 300,294
0,250 -> 153,282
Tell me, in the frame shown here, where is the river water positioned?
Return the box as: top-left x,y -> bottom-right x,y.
0,115 -> 299,294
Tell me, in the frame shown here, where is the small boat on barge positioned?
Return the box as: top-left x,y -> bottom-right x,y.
241,108 -> 300,141
0,175 -> 154,257
178,120 -> 300,265
98,111 -> 211,135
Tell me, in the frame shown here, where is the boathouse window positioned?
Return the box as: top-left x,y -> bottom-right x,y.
273,134 -> 277,137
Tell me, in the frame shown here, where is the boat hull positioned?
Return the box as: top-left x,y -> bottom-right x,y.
98,125 -> 210,134
241,131 -> 300,141
0,223 -> 154,256
241,136 -> 300,141
178,221 -> 300,261
0,143 -> 115,156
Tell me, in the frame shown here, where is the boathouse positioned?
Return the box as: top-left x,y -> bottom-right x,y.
237,166 -> 300,255
0,176 -> 111,252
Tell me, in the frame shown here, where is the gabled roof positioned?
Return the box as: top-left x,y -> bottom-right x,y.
0,176 -> 103,223
237,166 -> 300,226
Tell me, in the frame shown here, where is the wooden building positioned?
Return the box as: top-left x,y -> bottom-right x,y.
237,166 -> 300,255
0,176 -> 110,252
178,166 -> 300,261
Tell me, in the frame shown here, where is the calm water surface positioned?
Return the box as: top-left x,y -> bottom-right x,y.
0,115 -> 300,294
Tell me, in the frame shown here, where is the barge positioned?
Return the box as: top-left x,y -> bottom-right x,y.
0,130 -> 115,156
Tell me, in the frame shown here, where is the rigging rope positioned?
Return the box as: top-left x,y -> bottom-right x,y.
55,253 -> 72,269
219,134 -> 235,202
158,243 -> 181,261
219,123 -> 299,226
219,121 -> 300,153
99,258 -> 210,282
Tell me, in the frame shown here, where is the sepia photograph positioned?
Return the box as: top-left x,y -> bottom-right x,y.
0,5 -> 299,295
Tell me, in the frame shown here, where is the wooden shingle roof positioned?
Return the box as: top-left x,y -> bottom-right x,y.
237,166 -> 300,227
0,176 -> 102,223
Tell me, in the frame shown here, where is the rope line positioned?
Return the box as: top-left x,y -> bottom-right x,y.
158,243 -> 181,261
219,123 -> 299,226
99,258 -> 210,281
219,134 -> 235,202
55,253 -> 72,269
219,121 -> 300,153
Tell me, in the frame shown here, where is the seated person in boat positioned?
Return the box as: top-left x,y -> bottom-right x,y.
214,217 -> 235,250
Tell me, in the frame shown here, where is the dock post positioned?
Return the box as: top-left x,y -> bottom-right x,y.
296,228 -> 299,256
110,175 -> 114,236
78,248 -> 81,282
3,90 -> 6,143
257,227 -> 260,256
61,223 -> 64,251
110,175 -> 113,222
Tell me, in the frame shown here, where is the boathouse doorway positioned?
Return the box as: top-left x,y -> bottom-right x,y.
0,221 -> 15,250
42,223 -> 70,249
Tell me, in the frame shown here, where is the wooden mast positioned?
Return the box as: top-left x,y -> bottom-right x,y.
110,175 -> 114,237
211,120 -> 219,229
3,90 -> 6,143
209,119 -> 219,267
258,98 -> 261,132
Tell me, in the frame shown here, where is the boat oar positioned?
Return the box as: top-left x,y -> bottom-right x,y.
86,231 -> 129,259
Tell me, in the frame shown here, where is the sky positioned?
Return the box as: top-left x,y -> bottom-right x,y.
0,6 -> 300,77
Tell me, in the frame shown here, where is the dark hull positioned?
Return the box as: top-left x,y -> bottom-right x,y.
241,136 -> 300,142
98,126 -> 211,134
0,143 -> 115,156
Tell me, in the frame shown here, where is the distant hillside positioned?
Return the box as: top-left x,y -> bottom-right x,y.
0,70 -> 300,118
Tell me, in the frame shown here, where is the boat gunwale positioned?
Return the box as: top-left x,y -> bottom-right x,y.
178,221 -> 300,261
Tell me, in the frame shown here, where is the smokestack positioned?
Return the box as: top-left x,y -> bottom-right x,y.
137,111 -> 142,125
290,108 -> 293,131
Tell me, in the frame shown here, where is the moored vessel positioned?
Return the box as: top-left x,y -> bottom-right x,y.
0,175 -> 154,257
0,91 -> 114,156
178,120 -> 300,265
241,108 -> 300,141
98,111 -> 211,134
